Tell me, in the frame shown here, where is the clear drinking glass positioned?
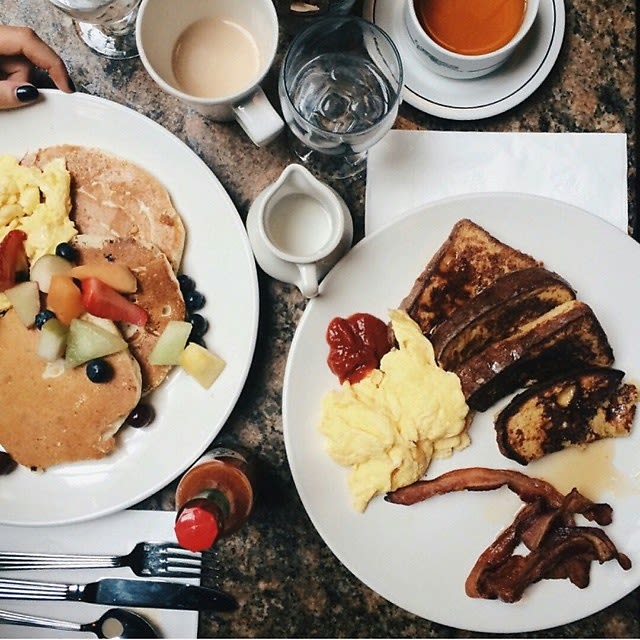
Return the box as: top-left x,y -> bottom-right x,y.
46,0 -> 142,59
279,16 -> 403,179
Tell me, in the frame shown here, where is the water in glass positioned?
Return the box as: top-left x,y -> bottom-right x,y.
291,52 -> 394,136
279,17 -> 403,178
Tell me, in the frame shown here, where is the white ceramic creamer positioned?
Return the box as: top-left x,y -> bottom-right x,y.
247,164 -> 353,297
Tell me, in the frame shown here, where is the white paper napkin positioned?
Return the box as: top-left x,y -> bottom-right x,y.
0,510 -> 198,639
365,131 -> 628,235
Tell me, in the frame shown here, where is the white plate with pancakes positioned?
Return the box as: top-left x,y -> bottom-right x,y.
0,90 -> 259,526
283,193 -> 640,633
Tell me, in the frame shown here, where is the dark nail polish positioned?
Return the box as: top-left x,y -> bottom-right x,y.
16,85 -> 39,102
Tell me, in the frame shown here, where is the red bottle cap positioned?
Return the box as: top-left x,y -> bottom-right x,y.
174,500 -> 221,552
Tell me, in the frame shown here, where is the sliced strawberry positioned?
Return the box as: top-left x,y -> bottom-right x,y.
80,277 -> 149,326
0,230 -> 28,292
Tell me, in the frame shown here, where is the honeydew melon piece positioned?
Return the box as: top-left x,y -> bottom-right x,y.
5,281 -> 40,327
37,317 -> 69,362
149,320 -> 192,365
65,317 -> 127,368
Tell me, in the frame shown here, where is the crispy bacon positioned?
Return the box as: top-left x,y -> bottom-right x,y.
469,526 -> 632,602
386,466 -> 565,505
385,467 -> 612,524
385,467 -> 630,602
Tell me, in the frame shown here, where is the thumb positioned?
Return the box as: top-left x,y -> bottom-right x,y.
0,81 -> 40,110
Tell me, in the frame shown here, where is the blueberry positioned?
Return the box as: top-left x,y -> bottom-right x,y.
185,290 -> 205,312
178,274 -> 196,295
126,403 -> 155,428
55,242 -> 77,262
85,358 -> 113,383
35,309 -> 56,329
188,313 -> 209,339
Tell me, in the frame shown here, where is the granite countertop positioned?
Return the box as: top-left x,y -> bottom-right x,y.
3,0 -> 638,637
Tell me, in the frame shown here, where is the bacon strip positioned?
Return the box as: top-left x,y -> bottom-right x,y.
386,466 -> 565,505
385,467 -> 612,524
385,467 -> 629,602
469,526 -> 632,602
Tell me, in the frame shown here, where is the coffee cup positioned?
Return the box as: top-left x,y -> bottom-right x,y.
405,0 -> 540,79
136,0 -> 284,146
246,164 -> 353,298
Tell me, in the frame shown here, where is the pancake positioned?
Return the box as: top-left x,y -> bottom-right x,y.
0,308 -> 142,470
72,234 -> 186,394
21,145 -> 185,271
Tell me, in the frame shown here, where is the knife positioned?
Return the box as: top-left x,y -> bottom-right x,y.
0,577 -> 237,611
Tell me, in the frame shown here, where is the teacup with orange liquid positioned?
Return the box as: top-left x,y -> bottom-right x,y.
405,0 -> 540,79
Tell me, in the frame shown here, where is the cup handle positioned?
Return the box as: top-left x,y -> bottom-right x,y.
233,88 -> 284,147
297,263 -> 319,298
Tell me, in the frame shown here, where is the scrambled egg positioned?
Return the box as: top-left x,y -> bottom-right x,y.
318,308 -> 470,512
0,154 -> 76,310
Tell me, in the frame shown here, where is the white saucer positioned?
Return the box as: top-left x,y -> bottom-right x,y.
363,0 -> 565,120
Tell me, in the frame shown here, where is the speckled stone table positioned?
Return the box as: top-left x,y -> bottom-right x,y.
3,0 -> 638,637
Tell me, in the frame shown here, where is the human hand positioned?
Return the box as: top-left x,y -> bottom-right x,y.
0,25 -> 74,110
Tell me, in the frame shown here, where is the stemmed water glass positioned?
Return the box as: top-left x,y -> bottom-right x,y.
46,0 -> 142,59
279,16 -> 404,179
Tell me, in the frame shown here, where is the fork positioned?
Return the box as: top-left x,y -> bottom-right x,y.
0,542 -> 201,579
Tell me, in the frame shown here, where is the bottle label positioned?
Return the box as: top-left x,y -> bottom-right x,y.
192,488 -> 231,519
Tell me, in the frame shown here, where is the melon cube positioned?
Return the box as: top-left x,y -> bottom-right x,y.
65,317 -> 128,368
5,280 -> 40,327
180,343 -> 226,389
37,317 -> 69,362
149,320 -> 192,365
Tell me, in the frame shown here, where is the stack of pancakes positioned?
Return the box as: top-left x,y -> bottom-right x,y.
0,145 -> 186,469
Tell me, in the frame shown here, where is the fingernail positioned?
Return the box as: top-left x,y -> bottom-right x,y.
68,77 -> 76,92
16,85 -> 39,102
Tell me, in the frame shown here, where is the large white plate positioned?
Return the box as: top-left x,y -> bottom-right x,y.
0,90 -> 259,526
283,193 -> 640,633
363,0 -> 565,120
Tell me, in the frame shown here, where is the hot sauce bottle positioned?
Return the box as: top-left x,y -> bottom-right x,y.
174,448 -> 254,552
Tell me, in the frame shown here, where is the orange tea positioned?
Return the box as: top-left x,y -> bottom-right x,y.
414,0 -> 527,56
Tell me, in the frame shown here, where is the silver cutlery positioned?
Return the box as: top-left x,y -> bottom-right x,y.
0,576 -> 237,611
0,606 -> 158,638
0,542 -> 201,578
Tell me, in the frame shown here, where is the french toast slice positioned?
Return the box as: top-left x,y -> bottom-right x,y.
399,219 -> 540,338
494,367 -> 638,465
454,300 -> 614,411
432,267 -> 576,370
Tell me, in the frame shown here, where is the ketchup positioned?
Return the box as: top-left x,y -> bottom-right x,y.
326,312 -> 392,384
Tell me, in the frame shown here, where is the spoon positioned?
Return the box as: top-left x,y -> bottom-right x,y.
0,607 -> 158,638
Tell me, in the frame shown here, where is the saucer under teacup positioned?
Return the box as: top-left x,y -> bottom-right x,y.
363,0 -> 565,120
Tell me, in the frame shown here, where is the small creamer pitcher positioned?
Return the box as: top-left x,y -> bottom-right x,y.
247,164 -> 353,297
